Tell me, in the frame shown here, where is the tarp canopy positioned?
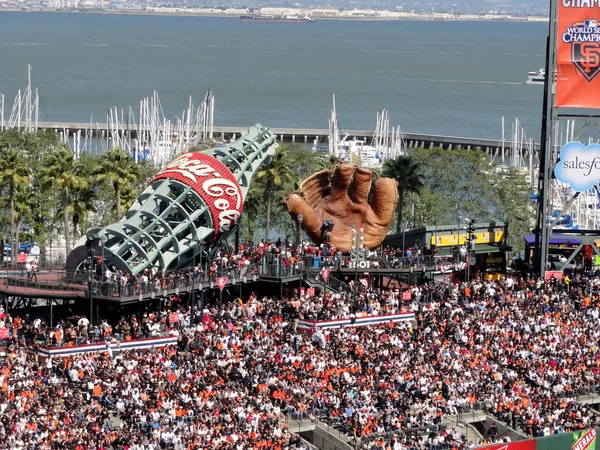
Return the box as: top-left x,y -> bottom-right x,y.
523,235 -> 581,246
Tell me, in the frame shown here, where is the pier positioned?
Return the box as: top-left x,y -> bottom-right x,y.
32,121 -> 539,153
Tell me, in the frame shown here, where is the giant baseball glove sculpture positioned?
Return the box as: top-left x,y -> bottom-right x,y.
285,163 -> 398,252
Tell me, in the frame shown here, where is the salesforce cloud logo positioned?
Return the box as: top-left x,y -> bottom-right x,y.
555,142 -> 600,192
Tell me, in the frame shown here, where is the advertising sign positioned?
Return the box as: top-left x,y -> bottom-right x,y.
151,152 -> 243,234
554,142 -> 600,192
0,328 -> 9,339
556,4 -> 600,107
431,231 -> 505,247
169,313 -> 180,323
321,269 -> 331,283
479,439 -> 536,450
573,429 -> 597,450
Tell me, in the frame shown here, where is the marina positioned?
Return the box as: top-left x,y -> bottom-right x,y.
0,67 -> 541,168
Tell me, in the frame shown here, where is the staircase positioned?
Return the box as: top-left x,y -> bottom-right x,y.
302,268 -> 352,295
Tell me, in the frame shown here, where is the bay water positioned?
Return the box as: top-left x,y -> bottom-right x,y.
0,12 -> 546,139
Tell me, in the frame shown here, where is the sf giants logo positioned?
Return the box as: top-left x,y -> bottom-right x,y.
563,19 -> 600,82
573,42 -> 600,81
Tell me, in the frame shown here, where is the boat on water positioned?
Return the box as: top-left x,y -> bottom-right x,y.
526,68 -> 545,85
322,95 -> 404,169
240,15 -> 315,23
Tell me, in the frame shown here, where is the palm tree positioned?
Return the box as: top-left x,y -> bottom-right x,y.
254,147 -> 293,241
382,155 -> 424,234
0,147 -> 29,265
54,185 -> 98,248
95,147 -> 142,221
13,185 -> 32,262
40,147 -> 88,257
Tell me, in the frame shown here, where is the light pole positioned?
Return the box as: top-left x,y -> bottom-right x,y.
297,214 -> 303,296
88,250 -> 94,326
297,214 -> 303,253
351,226 -> 364,305
465,219 -> 476,282
100,234 -> 107,283
402,228 -> 406,263
191,236 -> 201,323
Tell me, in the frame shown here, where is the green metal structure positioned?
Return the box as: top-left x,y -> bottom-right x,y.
66,124 -> 278,276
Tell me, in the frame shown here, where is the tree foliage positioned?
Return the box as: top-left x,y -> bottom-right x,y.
0,130 -> 534,265
254,146 -> 294,241
95,147 -> 143,221
402,146 -> 532,255
40,147 -> 88,257
240,144 -> 334,242
382,155 -> 424,234
0,146 -> 30,265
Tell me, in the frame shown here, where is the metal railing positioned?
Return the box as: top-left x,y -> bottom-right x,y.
284,408 -> 355,449
0,254 -> 449,301
4,273 -> 87,293
303,267 -> 353,294
92,264 -> 263,299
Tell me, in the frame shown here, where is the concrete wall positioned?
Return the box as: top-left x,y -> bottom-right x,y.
301,425 -> 353,450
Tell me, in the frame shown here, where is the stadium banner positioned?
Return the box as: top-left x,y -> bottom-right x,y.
297,312 -> 416,332
573,429 -> 597,450
36,335 -> 179,358
431,231 -> 504,247
556,4 -> 600,107
477,439 -> 536,450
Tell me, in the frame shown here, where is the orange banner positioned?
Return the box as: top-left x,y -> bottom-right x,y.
556,3 -> 600,108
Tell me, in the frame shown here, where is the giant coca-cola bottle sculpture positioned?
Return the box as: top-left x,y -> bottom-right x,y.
67,124 -> 278,275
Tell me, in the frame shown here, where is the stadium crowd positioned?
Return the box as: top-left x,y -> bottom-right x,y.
2,269 -> 600,449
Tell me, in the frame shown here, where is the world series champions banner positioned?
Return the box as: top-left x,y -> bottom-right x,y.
556,1 -> 600,107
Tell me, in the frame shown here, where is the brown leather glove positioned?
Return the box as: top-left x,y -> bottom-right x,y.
285,163 -> 398,252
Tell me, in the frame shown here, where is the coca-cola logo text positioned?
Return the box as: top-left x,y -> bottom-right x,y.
152,153 -> 243,233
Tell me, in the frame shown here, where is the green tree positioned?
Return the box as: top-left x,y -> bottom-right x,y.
40,147 -> 88,257
13,184 -> 33,258
403,188 -> 452,230
53,185 -> 98,248
23,131 -> 61,265
0,129 -> 61,265
239,184 -> 264,242
382,154 -> 424,234
412,147 -> 493,225
254,147 -> 293,240
95,147 -> 143,221
490,167 -> 533,255
285,145 -> 322,181
0,147 -> 30,265
318,154 -> 341,171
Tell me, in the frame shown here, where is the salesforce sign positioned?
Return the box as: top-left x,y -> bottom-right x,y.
554,141 -> 600,192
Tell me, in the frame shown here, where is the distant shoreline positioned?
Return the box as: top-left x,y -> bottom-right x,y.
0,8 -> 549,23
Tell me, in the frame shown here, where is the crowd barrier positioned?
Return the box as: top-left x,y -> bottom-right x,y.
297,312 -> 416,332
36,335 -> 178,358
